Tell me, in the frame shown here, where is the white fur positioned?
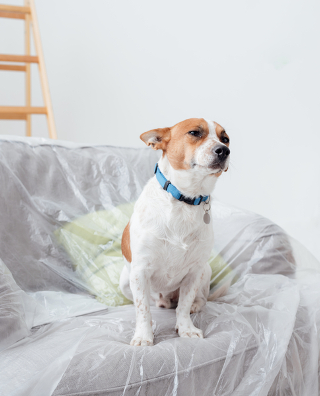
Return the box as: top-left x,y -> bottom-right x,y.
120,120 -> 229,346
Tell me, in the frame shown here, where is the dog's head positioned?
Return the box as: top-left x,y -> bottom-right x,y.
140,118 -> 230,176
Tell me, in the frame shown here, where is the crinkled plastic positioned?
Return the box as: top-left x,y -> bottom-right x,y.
0,136 -> 319,396
0,258 -> 33,352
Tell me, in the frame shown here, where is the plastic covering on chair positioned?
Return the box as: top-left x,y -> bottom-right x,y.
0,136 -> 319,396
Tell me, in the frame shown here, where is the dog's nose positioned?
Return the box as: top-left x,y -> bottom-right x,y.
214,144 -> 230,160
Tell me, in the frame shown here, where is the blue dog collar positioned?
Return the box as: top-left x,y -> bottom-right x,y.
154,163 -> 209,206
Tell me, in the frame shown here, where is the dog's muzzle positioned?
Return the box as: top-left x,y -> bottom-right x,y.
208,144 -> 230,169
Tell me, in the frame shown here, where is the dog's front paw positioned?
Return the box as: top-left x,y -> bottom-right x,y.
130,328 -> 154,346
175,324 -> 203,339
130,336 -> 153,346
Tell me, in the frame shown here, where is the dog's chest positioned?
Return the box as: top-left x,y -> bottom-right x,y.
149,229 -> 212,292
130,179 -> 214,291
136,200 -> 213,291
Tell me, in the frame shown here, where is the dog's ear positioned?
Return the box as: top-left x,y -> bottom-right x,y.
140,128 -> 171,151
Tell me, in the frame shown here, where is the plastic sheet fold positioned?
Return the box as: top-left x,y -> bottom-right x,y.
0,136 -> 319,396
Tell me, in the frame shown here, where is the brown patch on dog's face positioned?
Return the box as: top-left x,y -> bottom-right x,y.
214,122 -> 230,147
140,118 -> 230,172
166,118 -> 210,170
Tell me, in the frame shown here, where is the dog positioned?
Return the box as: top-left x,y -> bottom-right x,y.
120,118 -> 230,346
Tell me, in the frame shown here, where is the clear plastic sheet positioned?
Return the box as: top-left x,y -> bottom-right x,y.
0,258 -> 33,352
0,136 -> 319,396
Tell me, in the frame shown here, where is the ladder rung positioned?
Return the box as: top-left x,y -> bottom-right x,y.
0,113 -> 27,120
0,107 -> 47,115
0,5 -> 31,13
0,64 -> 27,72
0,10 -> 26,19
0,54 -> 38,63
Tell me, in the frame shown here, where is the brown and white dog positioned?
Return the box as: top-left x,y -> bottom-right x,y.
120,118 -> 230,346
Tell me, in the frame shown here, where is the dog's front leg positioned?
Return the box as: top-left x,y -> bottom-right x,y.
130,266 -> 154,346
175,270 -> 204,339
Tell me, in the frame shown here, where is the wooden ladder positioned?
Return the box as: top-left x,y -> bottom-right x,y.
0,1 -> 57,139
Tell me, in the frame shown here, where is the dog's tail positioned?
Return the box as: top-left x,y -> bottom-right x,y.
207,277 -> 232,301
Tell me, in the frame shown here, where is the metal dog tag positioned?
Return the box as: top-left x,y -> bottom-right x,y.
203,212 -> 210,224
203,196 -> 211,224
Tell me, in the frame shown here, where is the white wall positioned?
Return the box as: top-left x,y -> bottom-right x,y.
0,0 -> 319,259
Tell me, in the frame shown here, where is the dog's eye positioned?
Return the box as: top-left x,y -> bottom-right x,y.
189,130 -> 201,137
221,137 -> 229,143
